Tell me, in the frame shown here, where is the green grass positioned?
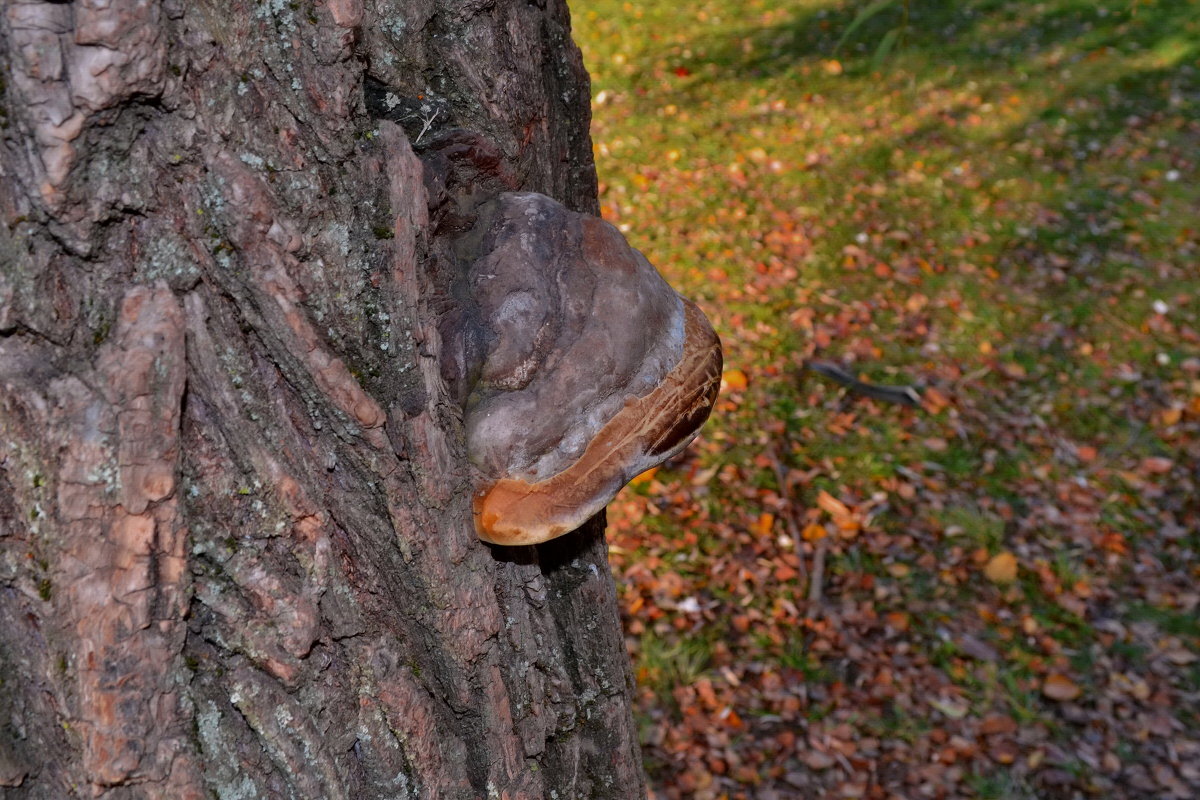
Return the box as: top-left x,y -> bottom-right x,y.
580,0 -> 1200,795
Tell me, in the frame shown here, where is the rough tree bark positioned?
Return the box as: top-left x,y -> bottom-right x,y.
0,1 -> 647,797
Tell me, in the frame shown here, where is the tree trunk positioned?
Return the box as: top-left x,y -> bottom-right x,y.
0,1 -> 646,797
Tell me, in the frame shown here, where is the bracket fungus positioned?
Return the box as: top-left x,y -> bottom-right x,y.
451,193 -> 722,546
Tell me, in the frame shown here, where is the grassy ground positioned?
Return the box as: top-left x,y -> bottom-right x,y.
572,1 -> 1200,797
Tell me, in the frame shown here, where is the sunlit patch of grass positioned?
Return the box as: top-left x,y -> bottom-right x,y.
637,635 -> 716,704
933,506 -> 1005,548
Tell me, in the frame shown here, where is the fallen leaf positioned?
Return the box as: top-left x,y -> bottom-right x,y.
1001,362 -> 1027,379
984,551 -> 1019,584
930,696 -> 969,718
1140,456 -> 1174,474
979,714 -> 1018,735
817,490 -> 851,518
802,523 -> 828,542
989,740 -> 1019,764
689,464 -> 720,486
1163,647 -> 1198,665
775,564 -> 798,581
1042,673 -> 1082,702
721,369 -> 748,392
630,467 -> 658,486
1159,407 -> 1182,426
921,386 -> 951,414
958,635 -> 999,662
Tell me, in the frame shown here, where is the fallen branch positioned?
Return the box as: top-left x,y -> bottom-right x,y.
804,360 -> 922,407
808,537 -> 828,608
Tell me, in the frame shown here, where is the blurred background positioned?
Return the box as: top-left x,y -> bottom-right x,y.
572,1 -> 1199,797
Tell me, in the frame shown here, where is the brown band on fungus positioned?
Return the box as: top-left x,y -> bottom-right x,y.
473,300 -> 722,546
451,192 -> 722,546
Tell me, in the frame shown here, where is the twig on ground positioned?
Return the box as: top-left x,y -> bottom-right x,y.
804,360 -> 922,407
766,445 -> 808,588
808,537 -> 828,609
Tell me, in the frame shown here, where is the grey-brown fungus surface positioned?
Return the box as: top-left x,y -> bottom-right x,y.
453,193 -> 722,546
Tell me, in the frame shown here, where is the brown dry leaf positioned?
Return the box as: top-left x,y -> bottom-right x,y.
979,714 -> 1018,736
1042,673 -> 1082,702
984,551 -> 1019,584
689,464 -> 720,486
1140,456 -> 1174,474
1001,361 -> 1027,379
802,750 -> 836,770
1163,647 -> 1198,665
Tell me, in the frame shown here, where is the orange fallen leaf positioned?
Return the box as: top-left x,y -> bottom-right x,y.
802,523 -> 827,542
1042,673 -> 1082,702
1159,407 -> 1182,426
817,490 -> 851,519
989,741 -> 1019,764
752,512 -> 775,537
630,467 -> 658,486
984,551 -> 1019,584
921,386 -> 951,414
775,565 -> 798,582
721,368 -> 748,392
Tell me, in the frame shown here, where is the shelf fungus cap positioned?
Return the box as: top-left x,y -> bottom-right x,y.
460,193 -> 722,546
